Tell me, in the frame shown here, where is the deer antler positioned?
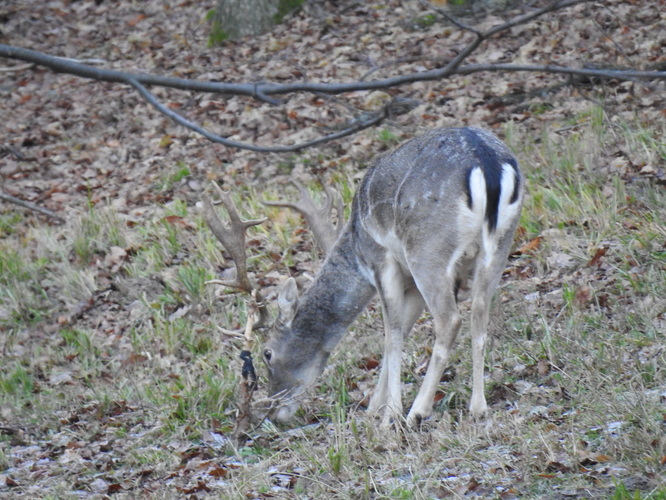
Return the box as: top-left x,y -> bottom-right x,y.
202,182 -> 271,445
202,182 -> 269,330
262,178 -> 344,256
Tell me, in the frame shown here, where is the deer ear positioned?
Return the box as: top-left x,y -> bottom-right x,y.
277,277 -> 298,323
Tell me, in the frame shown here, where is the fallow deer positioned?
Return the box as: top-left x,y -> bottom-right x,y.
204,126 -> 523,428
262,127 -> 523,426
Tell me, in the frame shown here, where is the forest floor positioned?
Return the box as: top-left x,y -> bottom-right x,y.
0,0 -> 665,498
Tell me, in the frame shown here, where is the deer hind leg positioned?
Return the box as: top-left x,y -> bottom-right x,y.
468,273 -> 492,418
468,249 -> 509,418
407,282 -> 461,427
367,261 -> 424,425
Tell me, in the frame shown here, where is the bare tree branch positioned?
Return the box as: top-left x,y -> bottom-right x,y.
419,0 -> 590,77
1,0 -> 664,152
129,76 -> 394,152
0,62 -> 33,73
455,63 -> 666,81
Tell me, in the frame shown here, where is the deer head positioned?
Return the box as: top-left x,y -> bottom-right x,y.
203,178 -> 346,424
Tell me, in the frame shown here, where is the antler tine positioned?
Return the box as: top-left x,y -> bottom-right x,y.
214,182 -> 267,232
317,176 -> 344,241
202,182 -> 269,329
262,178 -> 343,255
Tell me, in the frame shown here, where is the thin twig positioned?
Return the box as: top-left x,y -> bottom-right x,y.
0,191 -> 64,222
417,0 -> 482,35
455,62 -> 664,83
360,56 -> 449,82
431,0 -> 593,76
0,62 -> 34,72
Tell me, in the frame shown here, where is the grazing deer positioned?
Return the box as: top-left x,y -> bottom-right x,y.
263,127 -> 523,427
204,127 -> 523,428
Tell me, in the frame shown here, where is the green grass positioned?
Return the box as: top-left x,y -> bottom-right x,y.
612,483 -> 666,500
0,364 -> 34,397
275,0 -> 304,24
206,8 -> 229,46
206,0 -> 303,46
0,212 -> 23,237
0,246 -> 50,327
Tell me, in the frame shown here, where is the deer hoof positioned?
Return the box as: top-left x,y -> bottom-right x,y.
469,400 -> 488,420
406,408 -> 432,428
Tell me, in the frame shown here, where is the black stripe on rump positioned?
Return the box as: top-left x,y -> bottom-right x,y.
462,129 -> 506,233
507,157 -> 521,205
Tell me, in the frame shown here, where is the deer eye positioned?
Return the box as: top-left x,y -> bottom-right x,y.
263,349 -> 273,363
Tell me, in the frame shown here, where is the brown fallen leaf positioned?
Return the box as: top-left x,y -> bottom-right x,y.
597,293 -> 610,309
587,247 -> 607,267
466,478 -> 481,493
537,359 -> 550,376
163,215 -> 195,230
358,357 -> 380,370
546,461 -> 572,473
208,466 -> 227,478
578,453 -> 612,466
176,481 -> 211,494
107,483 -> 123,494
104,246 -> 128,273
127,14 -> 146,27
575,285 -> 591,306
515,236 -> 542,255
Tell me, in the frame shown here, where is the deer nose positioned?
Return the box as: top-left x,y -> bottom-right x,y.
270,403 -> 299,424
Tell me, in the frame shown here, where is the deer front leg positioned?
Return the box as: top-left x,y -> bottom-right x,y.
367,262 -> 417,426
368,287 -> 424,417
367,346 -> 389,414
380,322 -> 403,427
407,289 -> 461,427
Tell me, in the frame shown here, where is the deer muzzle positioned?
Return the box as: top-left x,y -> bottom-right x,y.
268,402 -> 299,424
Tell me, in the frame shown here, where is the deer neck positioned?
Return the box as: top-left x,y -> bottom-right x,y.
291,228 -> 375,349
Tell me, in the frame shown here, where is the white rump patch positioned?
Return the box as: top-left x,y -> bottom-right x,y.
448,167 -> 486,276
467,167 -> 487,220
496,163 -> 521,234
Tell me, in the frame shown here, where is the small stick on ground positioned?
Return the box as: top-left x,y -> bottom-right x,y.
234,291 -> 262,444
0,191 -> 64,223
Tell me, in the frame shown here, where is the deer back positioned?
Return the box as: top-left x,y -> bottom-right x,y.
349,127 -> 521,278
